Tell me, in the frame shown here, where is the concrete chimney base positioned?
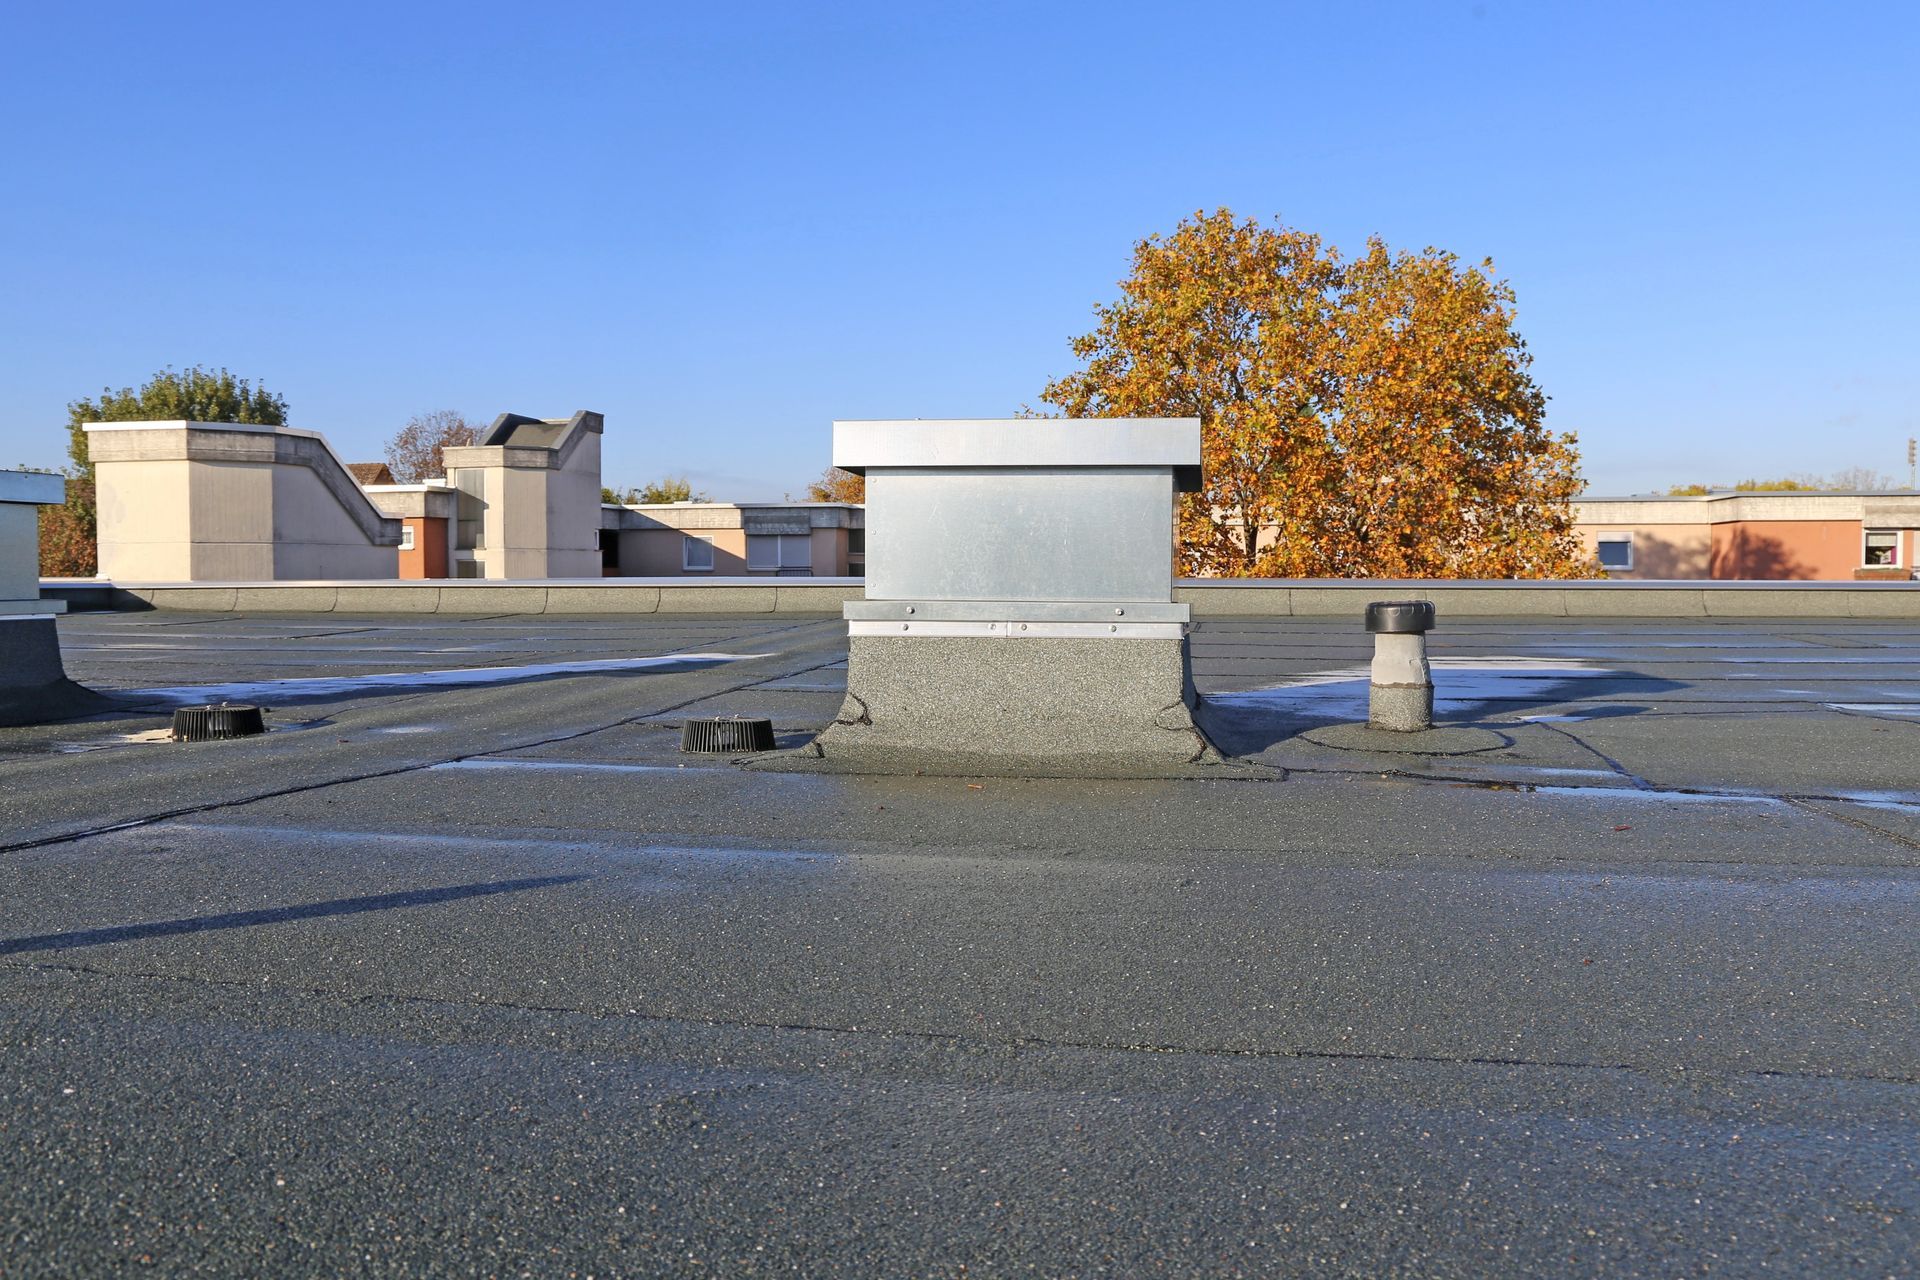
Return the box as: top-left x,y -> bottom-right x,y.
0,615 -> 105,727
756,634 -> 1246,778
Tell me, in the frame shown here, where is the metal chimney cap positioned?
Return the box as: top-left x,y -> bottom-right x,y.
1365,600 -> 1436,634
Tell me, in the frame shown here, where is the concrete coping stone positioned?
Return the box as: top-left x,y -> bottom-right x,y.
38,578 -> 1920,618
545,585 -> 663,614
657,585 -> 779,613
435,586 -> 549,614
332,586 -> 440,614
229,587 -> 341,612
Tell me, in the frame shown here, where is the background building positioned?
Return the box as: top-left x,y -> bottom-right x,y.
86,411 -> 608,583
600,502 -> 864,577
1574,491 -> 1920,580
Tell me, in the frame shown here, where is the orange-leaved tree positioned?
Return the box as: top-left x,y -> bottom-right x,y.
804,467 -> 865,503
1038,210 -> 1596,578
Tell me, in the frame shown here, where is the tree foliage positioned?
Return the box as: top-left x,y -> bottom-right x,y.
604,476 -> 711,505
47,366 -> 288,576
1667,468 -> 1900,496
804,467 -> 865,503
1039,210 -> 1594,578
385,410 -> 480,484
66,365 -> 288,481
37,477 -> 97,578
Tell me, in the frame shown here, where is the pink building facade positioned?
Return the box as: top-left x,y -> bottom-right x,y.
1574,492 -> 1920,580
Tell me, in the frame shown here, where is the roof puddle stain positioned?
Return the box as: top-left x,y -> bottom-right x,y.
115,652 -> 769,706
1208,658 -> 1618,720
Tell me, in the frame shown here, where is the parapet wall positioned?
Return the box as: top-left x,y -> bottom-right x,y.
39,578 -> 1920,617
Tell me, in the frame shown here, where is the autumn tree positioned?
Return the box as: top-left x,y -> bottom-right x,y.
47,366 -> 288,575
803,467 -> 865,503
385,410 -> 480,483
1039,210 -> 1594,578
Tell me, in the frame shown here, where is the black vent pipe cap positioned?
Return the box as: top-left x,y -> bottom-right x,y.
1365,600 -> 1436,634
681,716 -> 776,753
171,703 -> 268,742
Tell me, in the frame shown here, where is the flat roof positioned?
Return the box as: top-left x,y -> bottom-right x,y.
3,610 -> 1916,1273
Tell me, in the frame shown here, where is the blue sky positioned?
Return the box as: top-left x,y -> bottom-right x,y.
3,1 -> 1915,497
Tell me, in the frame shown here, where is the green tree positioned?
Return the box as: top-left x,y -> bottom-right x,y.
66,365 -> 287,482
618,475 -> 709,504
46,366 -> 288,576
1666,470 -> 1897,496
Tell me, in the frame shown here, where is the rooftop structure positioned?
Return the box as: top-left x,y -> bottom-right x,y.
84,412 -> 605,583
800,417 -> 1214,774
1,605 -> 1915,1274
86,420 -> 403,581
0,468 -> 91,724
437,410 -> 605,580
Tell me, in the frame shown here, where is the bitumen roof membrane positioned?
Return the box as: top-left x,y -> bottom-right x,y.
3,610 -> 1917,1275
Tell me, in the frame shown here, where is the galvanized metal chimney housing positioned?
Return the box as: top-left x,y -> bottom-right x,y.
796,418 -> 1223,776
0,469 -> 102,726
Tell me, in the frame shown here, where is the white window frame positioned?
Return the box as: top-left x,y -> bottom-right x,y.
682,534 -> 715,572
1595,532 -> 1633,571
1863,529 -> 1901,568
399,525 -> 415,551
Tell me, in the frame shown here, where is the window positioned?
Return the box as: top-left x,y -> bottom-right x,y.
399,525 -> 415,551
453,470 -> 485,550
847,528 -> 865,554
747,534 -> 812,573
455,558 -> 482,579
682,535 -> 715,572
1864,530 -> 1900,567
1596,532 -> 1633,570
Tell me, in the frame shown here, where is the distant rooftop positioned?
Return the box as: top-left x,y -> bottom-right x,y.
1581,489 -> 1920,502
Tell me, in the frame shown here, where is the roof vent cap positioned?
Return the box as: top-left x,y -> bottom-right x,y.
171,703 -> 267,742
1365,600 -> 1436,634
681,716 -> 776,753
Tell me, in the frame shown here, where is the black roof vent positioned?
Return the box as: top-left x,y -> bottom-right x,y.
681,716 -> 776,754
171,703 -> 267,743
1365,600 -> 1437,634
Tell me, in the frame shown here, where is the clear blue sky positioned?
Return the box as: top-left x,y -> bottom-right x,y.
4,0 -> 1915,497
